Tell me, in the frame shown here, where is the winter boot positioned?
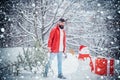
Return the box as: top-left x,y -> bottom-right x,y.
58,74 -> 66,79
43,72 -> 47,77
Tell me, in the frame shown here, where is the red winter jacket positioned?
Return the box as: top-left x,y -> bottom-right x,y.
48,24 -> 66,53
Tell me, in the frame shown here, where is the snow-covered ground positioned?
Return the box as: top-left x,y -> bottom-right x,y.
4,52 -> 118,80
0,48 -> 120,80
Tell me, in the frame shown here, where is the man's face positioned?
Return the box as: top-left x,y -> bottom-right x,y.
59,22 -> 65,26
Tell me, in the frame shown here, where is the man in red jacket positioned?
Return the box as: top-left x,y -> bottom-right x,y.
44,18 -> 67,79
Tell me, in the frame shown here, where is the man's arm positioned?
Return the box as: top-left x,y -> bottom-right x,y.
48,28 -> 55,52
63,31 -> 67,58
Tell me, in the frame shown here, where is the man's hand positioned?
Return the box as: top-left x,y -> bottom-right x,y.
64,53 -> 67,59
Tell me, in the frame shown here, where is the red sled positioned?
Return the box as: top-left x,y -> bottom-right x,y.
95,57 -> 114,76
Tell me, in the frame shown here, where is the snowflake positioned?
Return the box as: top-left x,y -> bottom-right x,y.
35,76 -> 39,79
117,28 -> 120,31
97,35 -> 100,37
32,3 -> 35,7
8,18 -> 11,21
115,46 -> 119,49
86,76 -> 90,79
1,28 -> 5,32
118,76 -> 120,79
107,16 -> 113,19
21,11 -> 24,14
35,11 -> 38,14
116,60 -> 120,65
7,53 -> 10,56
100,76 -> 104,79
100,11 -> 104,14
54,3 -> 58,6
110,42 -> 114,44
20,76 -> 24,78
118,11 -> 120,14
16,3 -> 19,5
100,48 -> 103,51
6,44 -> 8,47
97,68 -> 101,72
4,17 -> 7,20
0,34 -> 4,38
0,59 -> 2,62
37,61 -> 41,65
97,3 -> 101,7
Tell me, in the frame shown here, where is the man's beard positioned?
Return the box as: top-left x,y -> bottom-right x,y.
59,25 -> 64,29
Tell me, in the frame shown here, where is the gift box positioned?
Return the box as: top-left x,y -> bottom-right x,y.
109,58 -> 114,76
94,57 -> 114,76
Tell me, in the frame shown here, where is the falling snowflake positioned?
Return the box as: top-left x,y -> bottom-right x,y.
0,59 -> 2,62
116,60 -> 120,64
20,76 -> 24,79
5,44 -> 8,47
21,11 -> 24,14
118,11 -> 120,14
110,42 -> 114,45
35,76 -> 39,79
8,18 -> 11,21
32,3 -> 35,7
100,76 -> 104,79
7,53 -> 10,56
107,15 -> 113,19
1,28 -> 5,32
117,28 -> 120,31
0,34 -> 4,38
100,11 -> 104,14
97,3 -> 101,7
86,76 -> 90,79
118,76 -> 120,78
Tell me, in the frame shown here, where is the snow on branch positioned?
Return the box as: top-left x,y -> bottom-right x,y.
17,21 -> 36,37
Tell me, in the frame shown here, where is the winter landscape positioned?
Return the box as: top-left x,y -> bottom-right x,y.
0,0 -> 120,80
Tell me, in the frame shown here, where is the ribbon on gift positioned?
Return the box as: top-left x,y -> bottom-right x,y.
78,54 -> 94,72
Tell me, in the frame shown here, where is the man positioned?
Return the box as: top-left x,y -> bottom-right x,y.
43,18 -> 67,79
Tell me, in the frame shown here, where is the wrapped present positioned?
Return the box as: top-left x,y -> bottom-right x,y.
95,57 -> 107,75
94,57 -> 114,76
108,58 -> 114,76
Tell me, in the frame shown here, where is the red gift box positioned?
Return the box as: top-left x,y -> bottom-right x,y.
109,58 -> 114,76
95,57 -> 114,76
